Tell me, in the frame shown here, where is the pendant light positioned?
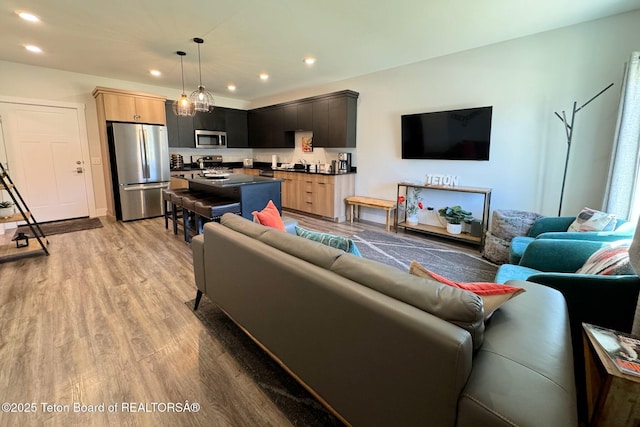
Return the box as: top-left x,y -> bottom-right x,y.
173,51 -> 195,117
189,37 -> 215,112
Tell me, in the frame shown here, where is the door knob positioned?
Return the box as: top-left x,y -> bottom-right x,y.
76,160 -> 82,165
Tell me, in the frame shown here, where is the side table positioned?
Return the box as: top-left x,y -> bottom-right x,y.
583,323 -> 640,426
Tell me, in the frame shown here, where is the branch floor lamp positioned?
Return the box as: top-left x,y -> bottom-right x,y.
555,82 -> 614,216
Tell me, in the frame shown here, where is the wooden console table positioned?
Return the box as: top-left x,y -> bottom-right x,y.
395,183 -> 491,247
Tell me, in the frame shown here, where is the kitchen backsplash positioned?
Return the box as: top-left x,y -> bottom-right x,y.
169,131 -> 355,166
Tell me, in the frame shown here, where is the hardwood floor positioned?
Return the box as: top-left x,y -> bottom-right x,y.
0,211 -> 477,426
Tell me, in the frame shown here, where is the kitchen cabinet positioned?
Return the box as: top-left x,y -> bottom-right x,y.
225,108 -> 249,148
92,87 -> 168,217
165,103 -> 247,148
312,92 -> 358,148
311,98 -> 329,147
93,87 -> 166,125
248,107 -> 294,148
247,90 -> 358,148
274,171 -> 355,222
297,102 -> 313,130
165,100 -> 195,148
193,108 -> 226,131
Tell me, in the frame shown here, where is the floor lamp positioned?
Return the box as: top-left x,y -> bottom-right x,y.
555,82 -> 614,216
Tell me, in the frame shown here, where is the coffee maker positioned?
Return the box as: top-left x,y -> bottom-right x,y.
338,152 -> 352,173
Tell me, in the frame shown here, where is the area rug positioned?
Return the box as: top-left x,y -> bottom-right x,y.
13,217 -> 103,238
351,229 -> 497,282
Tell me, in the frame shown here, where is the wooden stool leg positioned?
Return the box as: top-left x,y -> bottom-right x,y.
350,204 -> 354,224
171,203 -> 179,235
385,209 -> 390,232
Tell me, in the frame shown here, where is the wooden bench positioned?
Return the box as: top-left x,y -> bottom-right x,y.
345,196 -> 397,232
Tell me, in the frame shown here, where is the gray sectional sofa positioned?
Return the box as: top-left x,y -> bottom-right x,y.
191,213 -> 577,426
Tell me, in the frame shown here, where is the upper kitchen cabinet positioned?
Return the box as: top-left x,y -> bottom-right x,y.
193,108 -> 226,131
246,90 -> 358,148
92,87 -> 166,125
248,107 -> 293,148
312,91 -> 358,148
297,101 -> 313,131
165,100 -> 195,148
225,108 -> 249,148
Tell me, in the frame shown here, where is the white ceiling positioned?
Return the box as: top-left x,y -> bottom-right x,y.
2,0 -> 640,101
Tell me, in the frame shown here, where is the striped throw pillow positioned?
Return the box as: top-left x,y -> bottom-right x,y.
576,240 -> 635,275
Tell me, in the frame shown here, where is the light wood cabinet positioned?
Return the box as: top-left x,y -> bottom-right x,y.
241,168 -> 261,176
93,87 -> 166,125
275,171 -> 355,222
92,86 -> 167,216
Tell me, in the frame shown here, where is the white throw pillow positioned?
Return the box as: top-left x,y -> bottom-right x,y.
568,207 -> 616,232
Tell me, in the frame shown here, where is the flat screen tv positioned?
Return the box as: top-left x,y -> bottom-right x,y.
401,106 -> 492,160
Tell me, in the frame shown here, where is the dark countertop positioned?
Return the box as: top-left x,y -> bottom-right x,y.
175,173 -> 282,188
171,165 -> 357,176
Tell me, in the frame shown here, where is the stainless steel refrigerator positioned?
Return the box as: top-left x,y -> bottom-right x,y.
107,122 -> 170,221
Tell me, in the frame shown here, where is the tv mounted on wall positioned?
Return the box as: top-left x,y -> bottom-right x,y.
401,106 -> 493,160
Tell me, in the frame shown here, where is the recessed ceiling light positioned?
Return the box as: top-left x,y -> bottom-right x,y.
303,57 -> 316,65
17,11 -> 40,22
149,69 -> 161,77
259,73 -> 269,81
25,45 -> 42,53
227,84 -> 236,92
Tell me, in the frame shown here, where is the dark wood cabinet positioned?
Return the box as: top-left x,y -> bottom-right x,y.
193,108 -> 225,131
225,108 -> 248,148
297,101 -> 313,130
312,92 -> 358,148
248,107 -> 294,148
167,90 -> 358,149
165,100 -> 195,148
311,98 -> 330,146
282,104 -> 298,131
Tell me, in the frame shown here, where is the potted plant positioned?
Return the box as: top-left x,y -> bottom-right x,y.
0,201 -> 15,219
398,188 -> 423,226
438,205 -> 473,234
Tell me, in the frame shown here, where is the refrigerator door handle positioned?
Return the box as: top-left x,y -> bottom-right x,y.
141,128 -> 150,179
122,183 -> 169,191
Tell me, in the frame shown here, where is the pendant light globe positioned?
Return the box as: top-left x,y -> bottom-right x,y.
189,37 -> 215,112
172,51 -> 195,117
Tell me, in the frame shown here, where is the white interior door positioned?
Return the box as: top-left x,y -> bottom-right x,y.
0,103 -> 89,222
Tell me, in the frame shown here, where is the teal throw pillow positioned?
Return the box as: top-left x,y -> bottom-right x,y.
295,226 -> 361,256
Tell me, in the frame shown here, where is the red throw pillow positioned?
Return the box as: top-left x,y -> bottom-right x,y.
409,260 -> 525,319
252,200 -> 285,231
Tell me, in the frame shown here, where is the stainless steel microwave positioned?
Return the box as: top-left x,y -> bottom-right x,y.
195,130 -> 227,148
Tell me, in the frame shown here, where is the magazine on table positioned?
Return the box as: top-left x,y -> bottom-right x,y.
584,323 -> 640,377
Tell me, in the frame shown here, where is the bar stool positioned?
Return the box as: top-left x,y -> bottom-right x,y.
169,190 -> 194,235
162,188 -> 190,233
193,198 -> 242,234
180,192 -> 205,242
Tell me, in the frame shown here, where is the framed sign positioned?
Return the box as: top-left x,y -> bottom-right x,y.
301,136 -> 313,152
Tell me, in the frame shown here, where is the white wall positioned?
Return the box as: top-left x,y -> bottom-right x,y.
0,60 -> 249,214
0,10 -> 638,225
250,10 -> 640,225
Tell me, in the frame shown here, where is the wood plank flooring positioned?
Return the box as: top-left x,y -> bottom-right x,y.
0,211 -> 476,426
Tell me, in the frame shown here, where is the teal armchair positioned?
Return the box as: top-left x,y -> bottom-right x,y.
495,238 -> 640,422
509,216 -> 634,264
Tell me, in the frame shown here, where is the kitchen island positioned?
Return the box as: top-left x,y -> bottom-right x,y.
176,173 -> 283,220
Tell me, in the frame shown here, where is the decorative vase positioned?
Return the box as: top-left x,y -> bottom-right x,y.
0,207 -> 14,219
447,223 -> 462,234
406,214 -> 419,226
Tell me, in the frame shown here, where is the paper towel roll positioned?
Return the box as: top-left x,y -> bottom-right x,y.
271,155 -> 278,168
